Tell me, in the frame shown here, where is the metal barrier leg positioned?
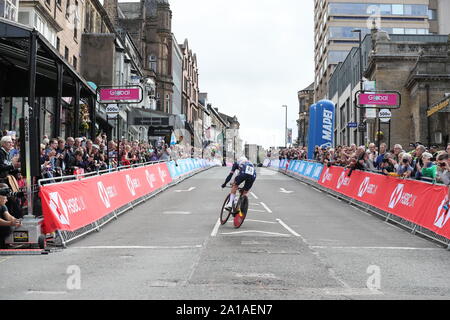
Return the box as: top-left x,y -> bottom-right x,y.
56,230 -> 66,248
385,214 -> 391,222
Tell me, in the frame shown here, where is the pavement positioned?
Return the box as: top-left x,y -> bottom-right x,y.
1,166 -> 450,300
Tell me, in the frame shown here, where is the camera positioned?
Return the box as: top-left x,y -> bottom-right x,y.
403,159 -> 409,164
382,158 -> 389,163
0,187 -> 11,197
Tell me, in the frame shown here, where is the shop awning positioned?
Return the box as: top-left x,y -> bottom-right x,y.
0,17 -> 95,98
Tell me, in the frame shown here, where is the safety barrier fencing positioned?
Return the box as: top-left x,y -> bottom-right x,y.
264,158 -> 450,249
38,158 -> 218,247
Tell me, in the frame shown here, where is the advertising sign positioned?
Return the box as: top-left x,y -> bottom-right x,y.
318,166 -> 450,239
358,93 -> 399,107
97,86 -> 143,104
307,100 -> 335,159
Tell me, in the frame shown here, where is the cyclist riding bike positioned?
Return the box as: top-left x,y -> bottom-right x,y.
221,156 -> 257,210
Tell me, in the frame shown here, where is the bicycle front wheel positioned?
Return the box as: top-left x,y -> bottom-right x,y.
234,196 -> 249,229
220,194 -> 232,225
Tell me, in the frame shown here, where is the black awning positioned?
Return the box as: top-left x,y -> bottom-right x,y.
0,17 -> 95,98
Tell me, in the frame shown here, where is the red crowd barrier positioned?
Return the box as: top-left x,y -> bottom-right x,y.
39,162 -> 172,234
318,166 -> 450,239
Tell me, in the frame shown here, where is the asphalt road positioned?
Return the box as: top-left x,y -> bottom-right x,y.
1,166 -> 450,300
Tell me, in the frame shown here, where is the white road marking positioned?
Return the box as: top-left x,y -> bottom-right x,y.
220,230 -> 291,237
72,245 -> 202,250
250,192 -> 259,200
312,187 -> 323,193
280,188 -> 294,194
277,219 -> 301,237
250,203 -> 261,206
245,219 -> 278,224
248,209 -> 266,213
260,202 -> 273,213
211,218 -> 221,237
235,273 -> 278,279
0,257 -> 13,264
26,291 -> 67,295
163,211 -> 192,215
174,187 -> 196,193
311,246 -> 442,251
324,288 -> 383,296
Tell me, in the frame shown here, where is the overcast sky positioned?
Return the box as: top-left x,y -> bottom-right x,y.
170,0 -> 314,149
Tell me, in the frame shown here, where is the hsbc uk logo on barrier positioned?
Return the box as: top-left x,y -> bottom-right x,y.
126,174 -> 141,196
336,171 -> 351,189
158,166 -> 167,183
48,192 -> 86,224
357,177 -> 378,198
321,168 -> 333,183
145,169 -> 156,188
434,196 -> 450,229
388,184 -> 417,209
48,192 -> 70,225
97,181 -> 118,209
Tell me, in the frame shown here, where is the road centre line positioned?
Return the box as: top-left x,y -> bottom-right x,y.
260,202 -> 272,213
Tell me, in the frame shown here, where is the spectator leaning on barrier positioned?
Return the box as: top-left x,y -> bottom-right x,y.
436,152 -> 450,211
417,152 -> 437,181
396,153 -> 414,178
380,153 -> 396,175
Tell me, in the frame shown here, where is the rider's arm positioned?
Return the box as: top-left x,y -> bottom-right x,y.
222,171 -> 235,187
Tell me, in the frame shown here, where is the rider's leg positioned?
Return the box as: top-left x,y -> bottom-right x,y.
228,183 -> 239,205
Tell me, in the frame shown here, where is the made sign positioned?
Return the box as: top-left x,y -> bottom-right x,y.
98,86 -> 143,103
358,93 -> 399,107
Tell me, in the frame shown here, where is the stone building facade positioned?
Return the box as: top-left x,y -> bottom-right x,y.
297,83 -> 314,147
18,0 -> 84,71
329,29 -> 450,148
104,0 -> 173,114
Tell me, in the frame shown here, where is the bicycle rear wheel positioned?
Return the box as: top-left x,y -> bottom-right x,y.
220,194 -> 232,225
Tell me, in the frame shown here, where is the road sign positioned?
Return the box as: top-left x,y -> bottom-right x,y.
347,122 -> 358,128
106,104 -> 120,115
379,109 -> 392,123
358,123 -> 367,132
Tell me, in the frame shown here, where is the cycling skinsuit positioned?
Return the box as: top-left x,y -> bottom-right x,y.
230,161 -> 257,191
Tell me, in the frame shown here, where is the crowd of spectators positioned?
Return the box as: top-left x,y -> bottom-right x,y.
272,142 -> 450,186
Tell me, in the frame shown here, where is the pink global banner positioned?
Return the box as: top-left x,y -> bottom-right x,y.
99,87 -> 142,102
358,93 -> 399,106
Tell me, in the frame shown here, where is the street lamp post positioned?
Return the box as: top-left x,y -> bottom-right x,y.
282,105 -> 288,148
352,29 -> 364,146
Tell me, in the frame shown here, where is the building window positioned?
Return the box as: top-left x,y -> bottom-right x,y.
56,37 -> 60,51
428,9 -> 437,21
73,56 -> 77,69
149,54 -> 157,72
64,46 -> 69,61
